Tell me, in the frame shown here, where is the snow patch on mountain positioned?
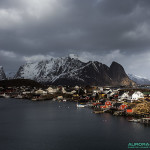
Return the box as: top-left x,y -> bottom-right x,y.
14,55 -> 135,86
128,74 -> 150,85
14,56 -> 85,83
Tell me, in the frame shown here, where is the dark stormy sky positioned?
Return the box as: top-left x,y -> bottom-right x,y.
0,0 -> 150,78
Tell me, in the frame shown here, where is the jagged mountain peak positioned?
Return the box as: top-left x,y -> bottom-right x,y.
110,61 -> 124,70
111,61 -> 118,65
14,56 -> 135,86
0,66 -> 6,80
110,61 -> 126,78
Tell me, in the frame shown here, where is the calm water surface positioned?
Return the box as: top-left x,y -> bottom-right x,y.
0,98 -> 150,150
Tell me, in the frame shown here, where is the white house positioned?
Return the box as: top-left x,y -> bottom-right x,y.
119,92 -> 130,100
74,86 -> 80,90
22,91 -> 31,95
62,87 -> 66,94
47,87 -> 57,94
65,90 -> 76,95
99,87 -> 103,92
93,89 -> 100,94
103,88 -> 112,94
35,89 -> 47,95
131,91 -> 144,101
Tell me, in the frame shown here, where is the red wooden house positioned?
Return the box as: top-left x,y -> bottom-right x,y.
119,104 -> 128,110
105,101 -> 112,108
100,105 -> 106,109
100,101 -> 112,109
126,107 -> 133,113
126,109 -> 133,113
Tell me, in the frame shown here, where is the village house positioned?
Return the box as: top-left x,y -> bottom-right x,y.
60,87 -> 66,94
74,86 -> 80,90
99,92 -> 107,98
21,87 -> 34,95
35,89 -> 47,95
106,91 -> 115,99
47,87 -> 57,94
131,91 -> 144,101
126,106 -> 134,114
65,89 -> 76,95
119,92 -> 130,101
22,91 -> 32,95
99,87 -> 103,92
93,87 -> 101,94
99,101 -> 112,109
103,88 -> 112,94
119,104 -> 128,110
105,101 -> 112,108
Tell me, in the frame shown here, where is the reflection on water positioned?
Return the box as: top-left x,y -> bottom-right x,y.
0,98 -> 150,150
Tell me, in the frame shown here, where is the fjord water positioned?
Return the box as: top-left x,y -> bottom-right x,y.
0,98 -> 150,150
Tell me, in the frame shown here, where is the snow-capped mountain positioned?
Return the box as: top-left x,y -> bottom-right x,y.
128,74 -> 150,85
0,66 -> 6,80
14,55 -> 135,86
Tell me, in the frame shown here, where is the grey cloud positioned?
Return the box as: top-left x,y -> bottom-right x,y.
0,0 -> 150,76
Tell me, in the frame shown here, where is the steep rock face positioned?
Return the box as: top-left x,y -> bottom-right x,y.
110,61 -> 127,80
128,74 -> 150,85
52,61 -> 112,86
0,66 -> 6,80
110,61 -> 135,86
14,56 -> 135,86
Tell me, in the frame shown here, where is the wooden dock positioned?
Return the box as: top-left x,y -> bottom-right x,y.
141,118 -> 150,124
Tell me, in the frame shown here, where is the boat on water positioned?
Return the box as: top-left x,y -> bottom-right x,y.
128,119 -> 141,123
32,98 -> 37,101
76,103 -> 87,108
1,93 -> 10,98
140,118 -> 150,124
